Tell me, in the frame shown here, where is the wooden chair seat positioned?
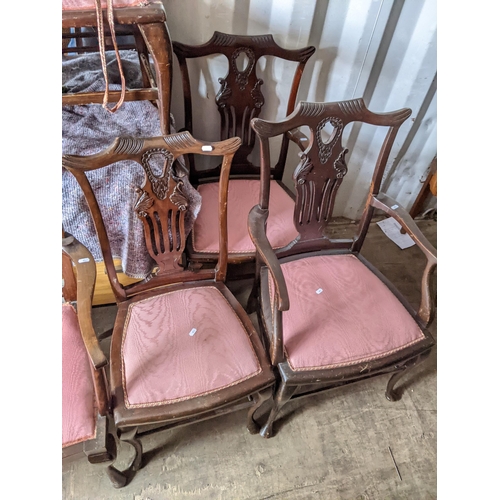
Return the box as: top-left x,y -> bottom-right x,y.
114,282 -> 270,425
63,132 -> 275,488
264,254 -> 427,372
190,179 -> 298,259
248,98 -> 437,438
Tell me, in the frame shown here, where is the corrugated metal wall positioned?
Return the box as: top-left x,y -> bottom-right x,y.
164,0 -> 437,220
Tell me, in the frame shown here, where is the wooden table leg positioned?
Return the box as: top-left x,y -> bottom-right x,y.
139,22 -> 173,135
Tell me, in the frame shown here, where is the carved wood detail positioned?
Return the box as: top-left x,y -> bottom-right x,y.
315,117 -> 344,164
293,146 -> 349,235
130,147 -> 191,274
215,78 -> 232,108
231,47 -> 256,90
141,148 -> 174,200
114,137 -> 145,155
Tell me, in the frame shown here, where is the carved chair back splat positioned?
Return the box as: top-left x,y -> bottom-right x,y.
173,31 -> 315,182
62,131 -> 275,488
248,98 -> 437,438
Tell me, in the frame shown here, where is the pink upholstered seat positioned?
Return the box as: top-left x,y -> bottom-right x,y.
62,303 -> 96,448
192,179 -> 298,254
269,254 -> 425,371
62,0 -> 146,10
122,286 -> 262,407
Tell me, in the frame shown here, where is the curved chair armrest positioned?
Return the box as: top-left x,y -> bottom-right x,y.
248,205 -> 289,312
62,233 -> 108,370
286,128 -> 309,153
370,193 -> 437,326
370,193 -> 436,262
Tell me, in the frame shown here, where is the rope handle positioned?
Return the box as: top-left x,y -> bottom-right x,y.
94,0 -> 127,112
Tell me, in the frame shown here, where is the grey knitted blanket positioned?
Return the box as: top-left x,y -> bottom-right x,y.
62,51 -> 201,278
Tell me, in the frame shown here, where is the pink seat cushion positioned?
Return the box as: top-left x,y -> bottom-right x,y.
192,179 -> 298,254
270,254 -> 425,371
122,286 -> 262,407
62,0 -> 147,10
62,304 -> 96,447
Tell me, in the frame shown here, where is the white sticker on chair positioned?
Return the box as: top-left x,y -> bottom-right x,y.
78,258 -> 90,263
316,288 -> 323,294
391,204 -> 399,210
201,145 -> 214,151
189,328 -> 197,336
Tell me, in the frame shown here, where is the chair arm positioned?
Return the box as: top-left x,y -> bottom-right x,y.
62,233 -> 108,370
248,205 -> 289,312
370,193 -> 436,262
370,193 -> 437,326
286,128 -> 309,153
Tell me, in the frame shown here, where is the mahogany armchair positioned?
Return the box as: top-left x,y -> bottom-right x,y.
62,232 -> 116,465
173,32 -> 315,271
62,132 -> 275,487
62,0 -> 173,134
248,99 -> 437,438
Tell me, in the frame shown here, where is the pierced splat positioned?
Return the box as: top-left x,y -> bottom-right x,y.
251,98 -> 414,253
134,148 -> 189,275
62,132 -> 242,301
292,117 -> 349,239
215,45 -> 264,167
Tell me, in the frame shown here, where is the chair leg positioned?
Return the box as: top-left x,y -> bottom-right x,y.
260,381 -> 296,439
385,350 -> 432,402
138,22 -> 173,135
246,387 -> 273,435
106,427 -> 143,489
385,369 -> 407,402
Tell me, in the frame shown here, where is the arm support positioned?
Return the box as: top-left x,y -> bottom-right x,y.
286,128 -> 309,153
62,233 -> 108,370
248,205 -> 289,311
370,193 -> 437,326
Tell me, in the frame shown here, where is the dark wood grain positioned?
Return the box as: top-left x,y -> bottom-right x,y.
173,32 -> 315,272
249,98 -> 437,438
173,31 -> 315,182
62,232 -> 114,465
63,131 -> 275,488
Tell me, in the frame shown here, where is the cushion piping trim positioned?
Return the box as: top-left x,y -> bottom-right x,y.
121,286 -> 262,409
266,253 -> 426,372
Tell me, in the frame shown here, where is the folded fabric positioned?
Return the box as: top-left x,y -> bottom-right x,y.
62,51 -> 201,278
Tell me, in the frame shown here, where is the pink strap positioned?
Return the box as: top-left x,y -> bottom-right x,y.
94,0 -> 126,112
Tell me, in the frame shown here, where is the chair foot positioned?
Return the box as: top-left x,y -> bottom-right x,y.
385,351 -> 432,401
385,370 -> 406,401
246,387 -> 272,434
259,422 -> 274,439
106,465 -> 128,489
104,427 -> 143,489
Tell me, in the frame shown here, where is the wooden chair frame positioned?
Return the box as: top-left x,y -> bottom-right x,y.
62,1 -> 173,134
247,99 -> 437,438
173,31 -> 315,270
62,132 -> 275,487
62,232 -> 116,465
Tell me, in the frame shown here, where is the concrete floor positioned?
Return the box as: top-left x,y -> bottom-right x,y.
62,218 -> 437,500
